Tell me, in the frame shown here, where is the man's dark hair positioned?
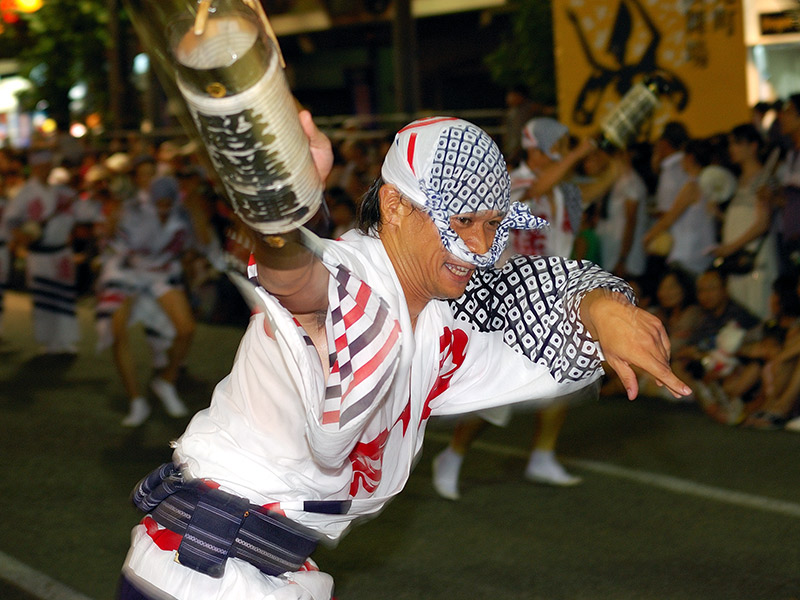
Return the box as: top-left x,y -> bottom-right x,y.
357,177 -> 384,235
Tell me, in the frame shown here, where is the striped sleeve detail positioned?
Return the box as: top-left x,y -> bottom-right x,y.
322,264 -> 401,428
248,257 -> 401,431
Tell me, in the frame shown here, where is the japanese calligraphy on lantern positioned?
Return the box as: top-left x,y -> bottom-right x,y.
553,0 -> 750,138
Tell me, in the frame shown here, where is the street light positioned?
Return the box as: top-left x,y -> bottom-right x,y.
0,0 -> 42,26
15,0 -> 43,13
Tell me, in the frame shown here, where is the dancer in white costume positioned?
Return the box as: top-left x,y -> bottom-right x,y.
118,113 -> 689,600
96,175 -> 193,426
432,117 -> 601,498
6,151 -> 79,354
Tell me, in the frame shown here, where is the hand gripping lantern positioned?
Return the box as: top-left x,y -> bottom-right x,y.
124,0 -> 323,235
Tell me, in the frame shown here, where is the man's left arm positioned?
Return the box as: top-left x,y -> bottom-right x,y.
450,254 -> 690,399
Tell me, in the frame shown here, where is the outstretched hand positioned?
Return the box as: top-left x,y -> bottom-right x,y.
581,290 -> 691,400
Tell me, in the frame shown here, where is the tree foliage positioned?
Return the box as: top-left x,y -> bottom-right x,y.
12,0 -> 111,128
0,0 -> 559,130
484,0 -> 556,105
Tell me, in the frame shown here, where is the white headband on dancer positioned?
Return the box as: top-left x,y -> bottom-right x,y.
381,117 -> 546,268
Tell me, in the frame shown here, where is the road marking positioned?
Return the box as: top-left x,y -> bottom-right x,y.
568,458 -> 800,518
426,432 -> 800,518
0,550 -> 95,600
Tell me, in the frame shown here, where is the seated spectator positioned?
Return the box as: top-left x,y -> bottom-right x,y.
740,272 -> 800,429
651,268 -> 704,355
683,269 -> 760,353
571,202 -> 602,264
670,269 -> 761,405
695,273 -> 800,426
631,268 -> 703,399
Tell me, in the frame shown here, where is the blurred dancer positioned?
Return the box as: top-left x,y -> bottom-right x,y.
6,151 -> 79,354
433,118 -> 600,499
96,175 -> 193,426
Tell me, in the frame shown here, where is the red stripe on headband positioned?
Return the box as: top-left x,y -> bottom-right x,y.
397,116 -> 459,134
407,133 -> 417,175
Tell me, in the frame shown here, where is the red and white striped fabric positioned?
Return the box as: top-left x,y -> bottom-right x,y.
247,253 -> 402,430
323,266 -> 401,428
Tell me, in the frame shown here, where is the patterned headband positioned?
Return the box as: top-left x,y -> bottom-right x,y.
381,117 -> 545,267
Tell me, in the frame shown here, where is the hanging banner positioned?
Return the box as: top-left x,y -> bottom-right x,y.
553,0 -> 750,139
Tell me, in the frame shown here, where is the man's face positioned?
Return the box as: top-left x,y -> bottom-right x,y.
696,272 -> 726,311
393,202 -> 503,304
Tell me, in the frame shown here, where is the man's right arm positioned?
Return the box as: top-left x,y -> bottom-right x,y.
251,229 -> 329,315
249,110 -> 334,316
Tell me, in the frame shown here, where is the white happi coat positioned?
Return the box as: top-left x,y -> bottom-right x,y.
5,178 -> 78,349
122,230 -> 628,600
94,201 -> 191,352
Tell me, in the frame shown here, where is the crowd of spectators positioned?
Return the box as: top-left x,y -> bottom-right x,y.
596,94 -> 800,432
1,93 -> 799,431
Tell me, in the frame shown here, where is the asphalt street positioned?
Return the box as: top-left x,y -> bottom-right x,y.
1,290 -> 799,600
